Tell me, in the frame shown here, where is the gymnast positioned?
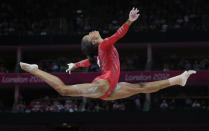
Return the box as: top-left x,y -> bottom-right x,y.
20,8 -> 196,100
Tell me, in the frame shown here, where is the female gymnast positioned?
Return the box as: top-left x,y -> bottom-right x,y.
20,8 -> 196,100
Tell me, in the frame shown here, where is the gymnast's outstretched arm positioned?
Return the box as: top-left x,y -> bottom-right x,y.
66,58 -> 92,74
101,8 -> 140,50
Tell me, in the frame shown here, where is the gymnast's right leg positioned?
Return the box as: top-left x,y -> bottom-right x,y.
20,62 -> 109,98
104,70 -> 196,100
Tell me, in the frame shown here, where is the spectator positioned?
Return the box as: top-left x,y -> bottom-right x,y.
16,101 -> 26,113
113,102 -> 120,111
135,95 -> 141,111
160,100 -> 168,110
192,100 -> 201,110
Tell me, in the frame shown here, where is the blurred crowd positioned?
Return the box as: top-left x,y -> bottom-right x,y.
1,94 -> 207,113
16,96 -> 127,113
13,52 -> 208,73
155,53 -> 209,71
1,52 -> 209,73
0,0 -> 209,36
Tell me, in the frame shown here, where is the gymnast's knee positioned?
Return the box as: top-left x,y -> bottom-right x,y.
137,82 -> 146,88
57,85 -> 71,96
136,83 -> 158,93
92,81 -> 109,97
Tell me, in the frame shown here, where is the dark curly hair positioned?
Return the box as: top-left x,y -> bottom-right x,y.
81,39 -> 98,64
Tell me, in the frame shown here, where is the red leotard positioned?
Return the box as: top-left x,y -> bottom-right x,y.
75,23 -> 130,99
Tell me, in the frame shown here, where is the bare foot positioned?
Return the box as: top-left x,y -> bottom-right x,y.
179,70 -> 196,86
20,62 -> 38,73
168,70 -> 196,86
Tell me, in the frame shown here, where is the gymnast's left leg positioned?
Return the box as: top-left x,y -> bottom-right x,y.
20,62 -> 109,98
104,70 -> 196,100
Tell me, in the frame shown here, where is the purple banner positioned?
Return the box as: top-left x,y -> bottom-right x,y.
0,71 -> 208,86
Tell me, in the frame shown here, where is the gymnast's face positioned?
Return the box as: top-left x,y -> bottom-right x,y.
82,31 -> 102,46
